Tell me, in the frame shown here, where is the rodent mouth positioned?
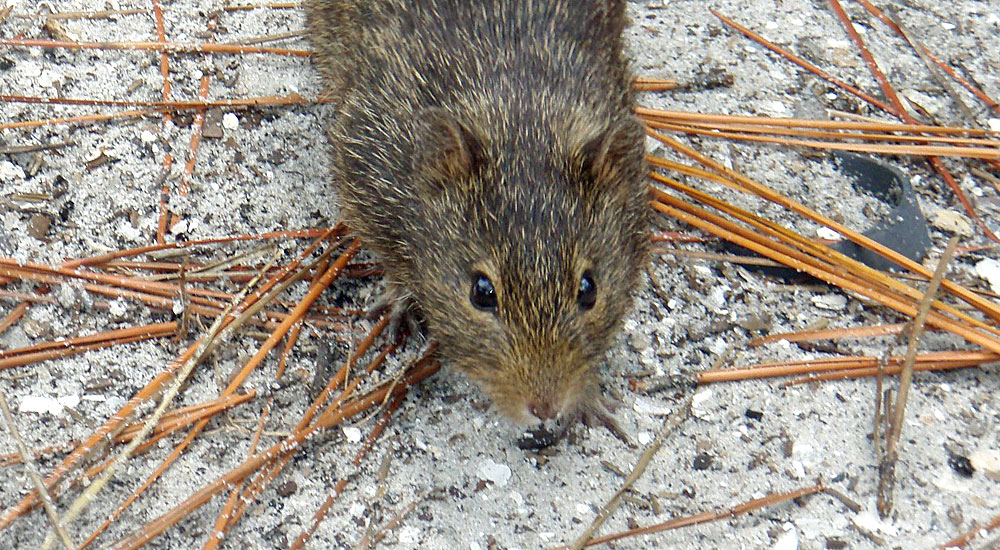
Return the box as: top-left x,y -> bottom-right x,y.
515,422 -> 564,450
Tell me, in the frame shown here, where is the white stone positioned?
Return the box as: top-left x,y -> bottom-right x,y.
118,219 -> 143,242
970,449 -> 1000,481
222,113 -> 239,130
703,286 -> 728,312
20,394 -> 80,416
108,298 -> 128,318
816,227 -> 840,241
632,396 -> 672,416
170,218 -> 188,235
691,388 -> 716,420
773,525 -> 798,550
929,210 -> 973,237
975,258 -> 1000,294
342,426 -> 362,443
811,293 -> 847,311
398,525 -> 420,544
902,89 -> 942,115
477,459 -> 512,487
853,508 -> 899,536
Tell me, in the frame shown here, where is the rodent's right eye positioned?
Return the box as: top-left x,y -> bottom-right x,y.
470,273 -> 498,311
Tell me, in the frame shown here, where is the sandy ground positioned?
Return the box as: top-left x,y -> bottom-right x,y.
2,1 -> 1000,549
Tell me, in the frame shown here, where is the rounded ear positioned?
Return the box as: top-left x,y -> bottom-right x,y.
412,107 -> 485,190
574,116 -> 645,184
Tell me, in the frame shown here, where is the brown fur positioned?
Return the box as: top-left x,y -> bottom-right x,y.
306,0 -> 650,424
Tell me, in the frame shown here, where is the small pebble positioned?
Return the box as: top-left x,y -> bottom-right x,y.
343,426 -> 362,443
20,394 -> 80,416
169,218 -> 188,235
772,525 -> 798,550
108,298 -> 128,319
632,396 -> 672,416
811,294 -> 847,311
276,480 -> 297,497
477,459 -> 512,487
852,509 -> 898,537
691,388 -> 716,420
930,210 -> 973,237
970,449 -> 1000,481
974,258 -> 1000,294
398,525 -> 420,544
816,227 -> 840,241
902,89 -> 941,115
222,113 -> 240,130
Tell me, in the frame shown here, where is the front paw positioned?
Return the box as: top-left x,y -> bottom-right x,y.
367,282 -> 424,345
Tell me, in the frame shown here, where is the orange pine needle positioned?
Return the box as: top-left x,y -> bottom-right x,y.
0,302 -> 30,336
0,37 -> 310,57
749,324 -> 907,346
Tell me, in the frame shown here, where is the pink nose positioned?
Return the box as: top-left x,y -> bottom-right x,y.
529,402 -> 557,421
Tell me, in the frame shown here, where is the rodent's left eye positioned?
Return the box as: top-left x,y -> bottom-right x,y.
577,271 -> 596,310
470,273 -> 498,311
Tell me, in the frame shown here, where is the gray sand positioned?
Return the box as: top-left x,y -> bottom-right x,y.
2,1 -> 999,548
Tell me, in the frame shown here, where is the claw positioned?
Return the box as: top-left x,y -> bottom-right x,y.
367,282 -> 424,345
579,396 -> 634,448
516,393 -> 633,450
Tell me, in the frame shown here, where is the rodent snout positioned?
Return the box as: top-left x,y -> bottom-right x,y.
528,401 -> 558,422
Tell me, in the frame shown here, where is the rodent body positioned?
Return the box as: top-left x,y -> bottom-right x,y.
306,0 -> 650,426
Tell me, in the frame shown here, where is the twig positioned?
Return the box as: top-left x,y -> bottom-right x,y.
369,490 -> 432,546
0,392 -> 76,550
0,141 -> 75,154
877,235 -> 960,517
556,483 -> 824,549
568,397 -> 693,550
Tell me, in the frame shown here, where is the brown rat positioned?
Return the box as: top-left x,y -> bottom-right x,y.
305,0 -> 650,430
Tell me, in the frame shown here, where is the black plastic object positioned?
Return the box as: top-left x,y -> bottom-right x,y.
829,151 -> 931,271
723,152 -> 931,278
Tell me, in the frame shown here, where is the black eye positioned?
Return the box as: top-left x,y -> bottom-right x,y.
470,273 -> 497,311
578,271 -> 596,310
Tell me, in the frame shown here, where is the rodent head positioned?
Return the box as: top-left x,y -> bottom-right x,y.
404,104 -> 649,425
